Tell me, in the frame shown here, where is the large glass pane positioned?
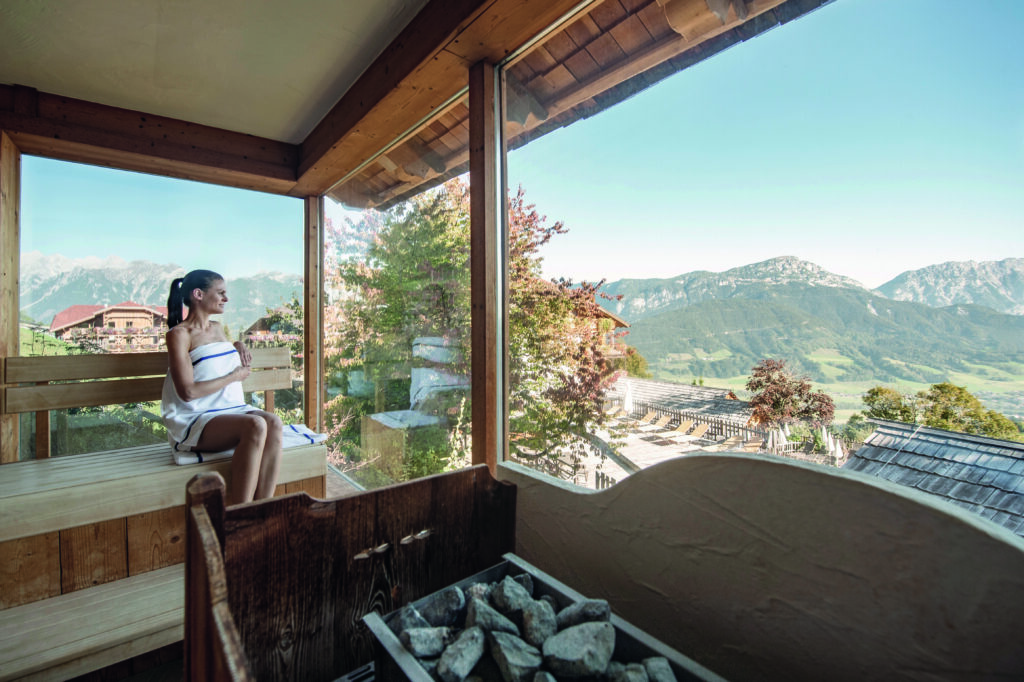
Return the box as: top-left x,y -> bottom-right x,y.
324,95 -> 473,489
502,0 -> 1024,487
19,158 -> 304,458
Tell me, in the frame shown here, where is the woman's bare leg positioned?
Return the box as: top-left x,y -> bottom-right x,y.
251,410 -> 283,499
194,413 -> 268,505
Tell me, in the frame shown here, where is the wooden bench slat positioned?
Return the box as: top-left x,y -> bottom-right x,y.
0,564 -> 183,682
240,368 -> 292,393
0,444 -> 327,543
5,353 -> 169,383
4,370 -> 292,414
4,347 -> 291,383
3,347 -> 294,415
5,377 -> 166,413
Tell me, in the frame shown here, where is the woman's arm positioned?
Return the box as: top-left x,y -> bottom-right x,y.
167,327 -> 251,401
233,339 -> 252,367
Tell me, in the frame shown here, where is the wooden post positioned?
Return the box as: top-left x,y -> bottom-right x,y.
0,132 -> 20,464
469,61 -> 504,474
303,196 -> 323,432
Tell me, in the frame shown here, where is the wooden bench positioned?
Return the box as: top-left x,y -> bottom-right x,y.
185,465 -> 516,681
0,347 -> 327,681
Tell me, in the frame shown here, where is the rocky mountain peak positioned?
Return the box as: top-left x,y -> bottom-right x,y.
724,256 -> 867,289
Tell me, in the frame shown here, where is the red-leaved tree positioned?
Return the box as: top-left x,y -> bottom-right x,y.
746,358 -> 834,427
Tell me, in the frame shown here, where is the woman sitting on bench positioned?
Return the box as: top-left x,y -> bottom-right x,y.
162,269 -> 283,504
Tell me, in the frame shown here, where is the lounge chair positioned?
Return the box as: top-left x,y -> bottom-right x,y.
742,438 -> 764,452
664,422 -> 709,443
701,434 -> 743,452
626,410 -> 657,427
666,419 -> 694,436
637,414 -> 672,432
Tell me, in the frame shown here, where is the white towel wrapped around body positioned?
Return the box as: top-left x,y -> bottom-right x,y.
162,341 -> 326,465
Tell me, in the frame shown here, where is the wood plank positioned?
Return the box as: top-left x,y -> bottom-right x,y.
60,519 -> 128,593
4,364 -> 290,414
0,532 -> 60,609
5,347 -> 285,383
5,377 -> 165,413
469,61 -> 501,473
540,0 -> 786,119
609,13 -> 656,56
0,86 -> 297,196
298,0 -> 493,185
297,0 -> 592,196
303,196 -> 323,432
0,443 -> 326,543
0,564 -> 184,681
214,465 -> 514,680
127,506 -> 187,575
0,133 -> 20,464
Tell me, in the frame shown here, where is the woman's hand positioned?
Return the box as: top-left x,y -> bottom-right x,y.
234,341 -> 252,367
233,365 -> 252,382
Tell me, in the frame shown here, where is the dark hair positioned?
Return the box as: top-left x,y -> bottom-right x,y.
166,269 -> 223,328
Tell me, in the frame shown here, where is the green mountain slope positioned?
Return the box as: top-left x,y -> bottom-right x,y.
617,280 -> 1024,386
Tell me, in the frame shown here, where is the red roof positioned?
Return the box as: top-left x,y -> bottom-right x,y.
50,302 -> 169,332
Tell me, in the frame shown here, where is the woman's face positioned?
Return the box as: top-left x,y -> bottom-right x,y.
194,279 -> 228,314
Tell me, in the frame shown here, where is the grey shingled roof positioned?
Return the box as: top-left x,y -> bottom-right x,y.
608,377 -> 752,425
844,420 -> 1024,538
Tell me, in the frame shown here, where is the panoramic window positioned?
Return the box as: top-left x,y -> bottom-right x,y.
323,94 -> 473,489
500,0 -> 1024,487
19,157 -> 304,458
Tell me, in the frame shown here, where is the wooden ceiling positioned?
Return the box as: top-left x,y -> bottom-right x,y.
328,0 -> 833,210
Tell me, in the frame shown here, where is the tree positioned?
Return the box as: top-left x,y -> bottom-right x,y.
861,386 -> 916,422
854,381 -> 1023,442
326,180 -> 621,480
611,346 -> 651,378
917,382 -> 1021,441
505,186 -> 621,463
746,358 -> 834,427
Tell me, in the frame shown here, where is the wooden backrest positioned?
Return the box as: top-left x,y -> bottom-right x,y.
185,465 -> 517,682
673,419 -> 694,434
3,346 -> 292,414
3,347 -> 293,460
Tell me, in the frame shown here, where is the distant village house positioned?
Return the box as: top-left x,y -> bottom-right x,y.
49,302 -> 168,352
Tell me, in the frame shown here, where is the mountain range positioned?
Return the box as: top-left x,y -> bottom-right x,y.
597,257 -> 1024,414
19,252 -> 303,335
18,253 -> 1024,413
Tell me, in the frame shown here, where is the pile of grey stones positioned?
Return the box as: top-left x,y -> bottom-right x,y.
388,573 -> 678,682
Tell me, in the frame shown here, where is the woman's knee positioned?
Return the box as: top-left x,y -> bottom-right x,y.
241,414 -> 268,443
262,412 -> 283,438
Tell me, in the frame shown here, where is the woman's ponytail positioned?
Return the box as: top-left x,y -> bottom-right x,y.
166,270 -> 222,328
166,277 -> 185,328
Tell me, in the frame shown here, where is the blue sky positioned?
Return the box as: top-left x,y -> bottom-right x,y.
21,0 -> 1024,289
509,0 -> 1024,287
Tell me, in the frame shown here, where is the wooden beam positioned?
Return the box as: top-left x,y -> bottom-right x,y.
294,0 -> 590,197
0,132 -> 19,464
469,61 -> 503,474
0,86 -> 298,196
295,0 -> 492,192
303,196 -> 324,433
530,0 -> 786,124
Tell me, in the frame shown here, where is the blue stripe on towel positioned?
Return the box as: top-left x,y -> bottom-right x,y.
289,424 -> 315,444
192,348 -> 238,366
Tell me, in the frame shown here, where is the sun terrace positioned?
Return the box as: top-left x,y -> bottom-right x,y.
1,1 -> 1023,680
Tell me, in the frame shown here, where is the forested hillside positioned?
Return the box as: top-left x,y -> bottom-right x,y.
600,257 -> 1024,416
